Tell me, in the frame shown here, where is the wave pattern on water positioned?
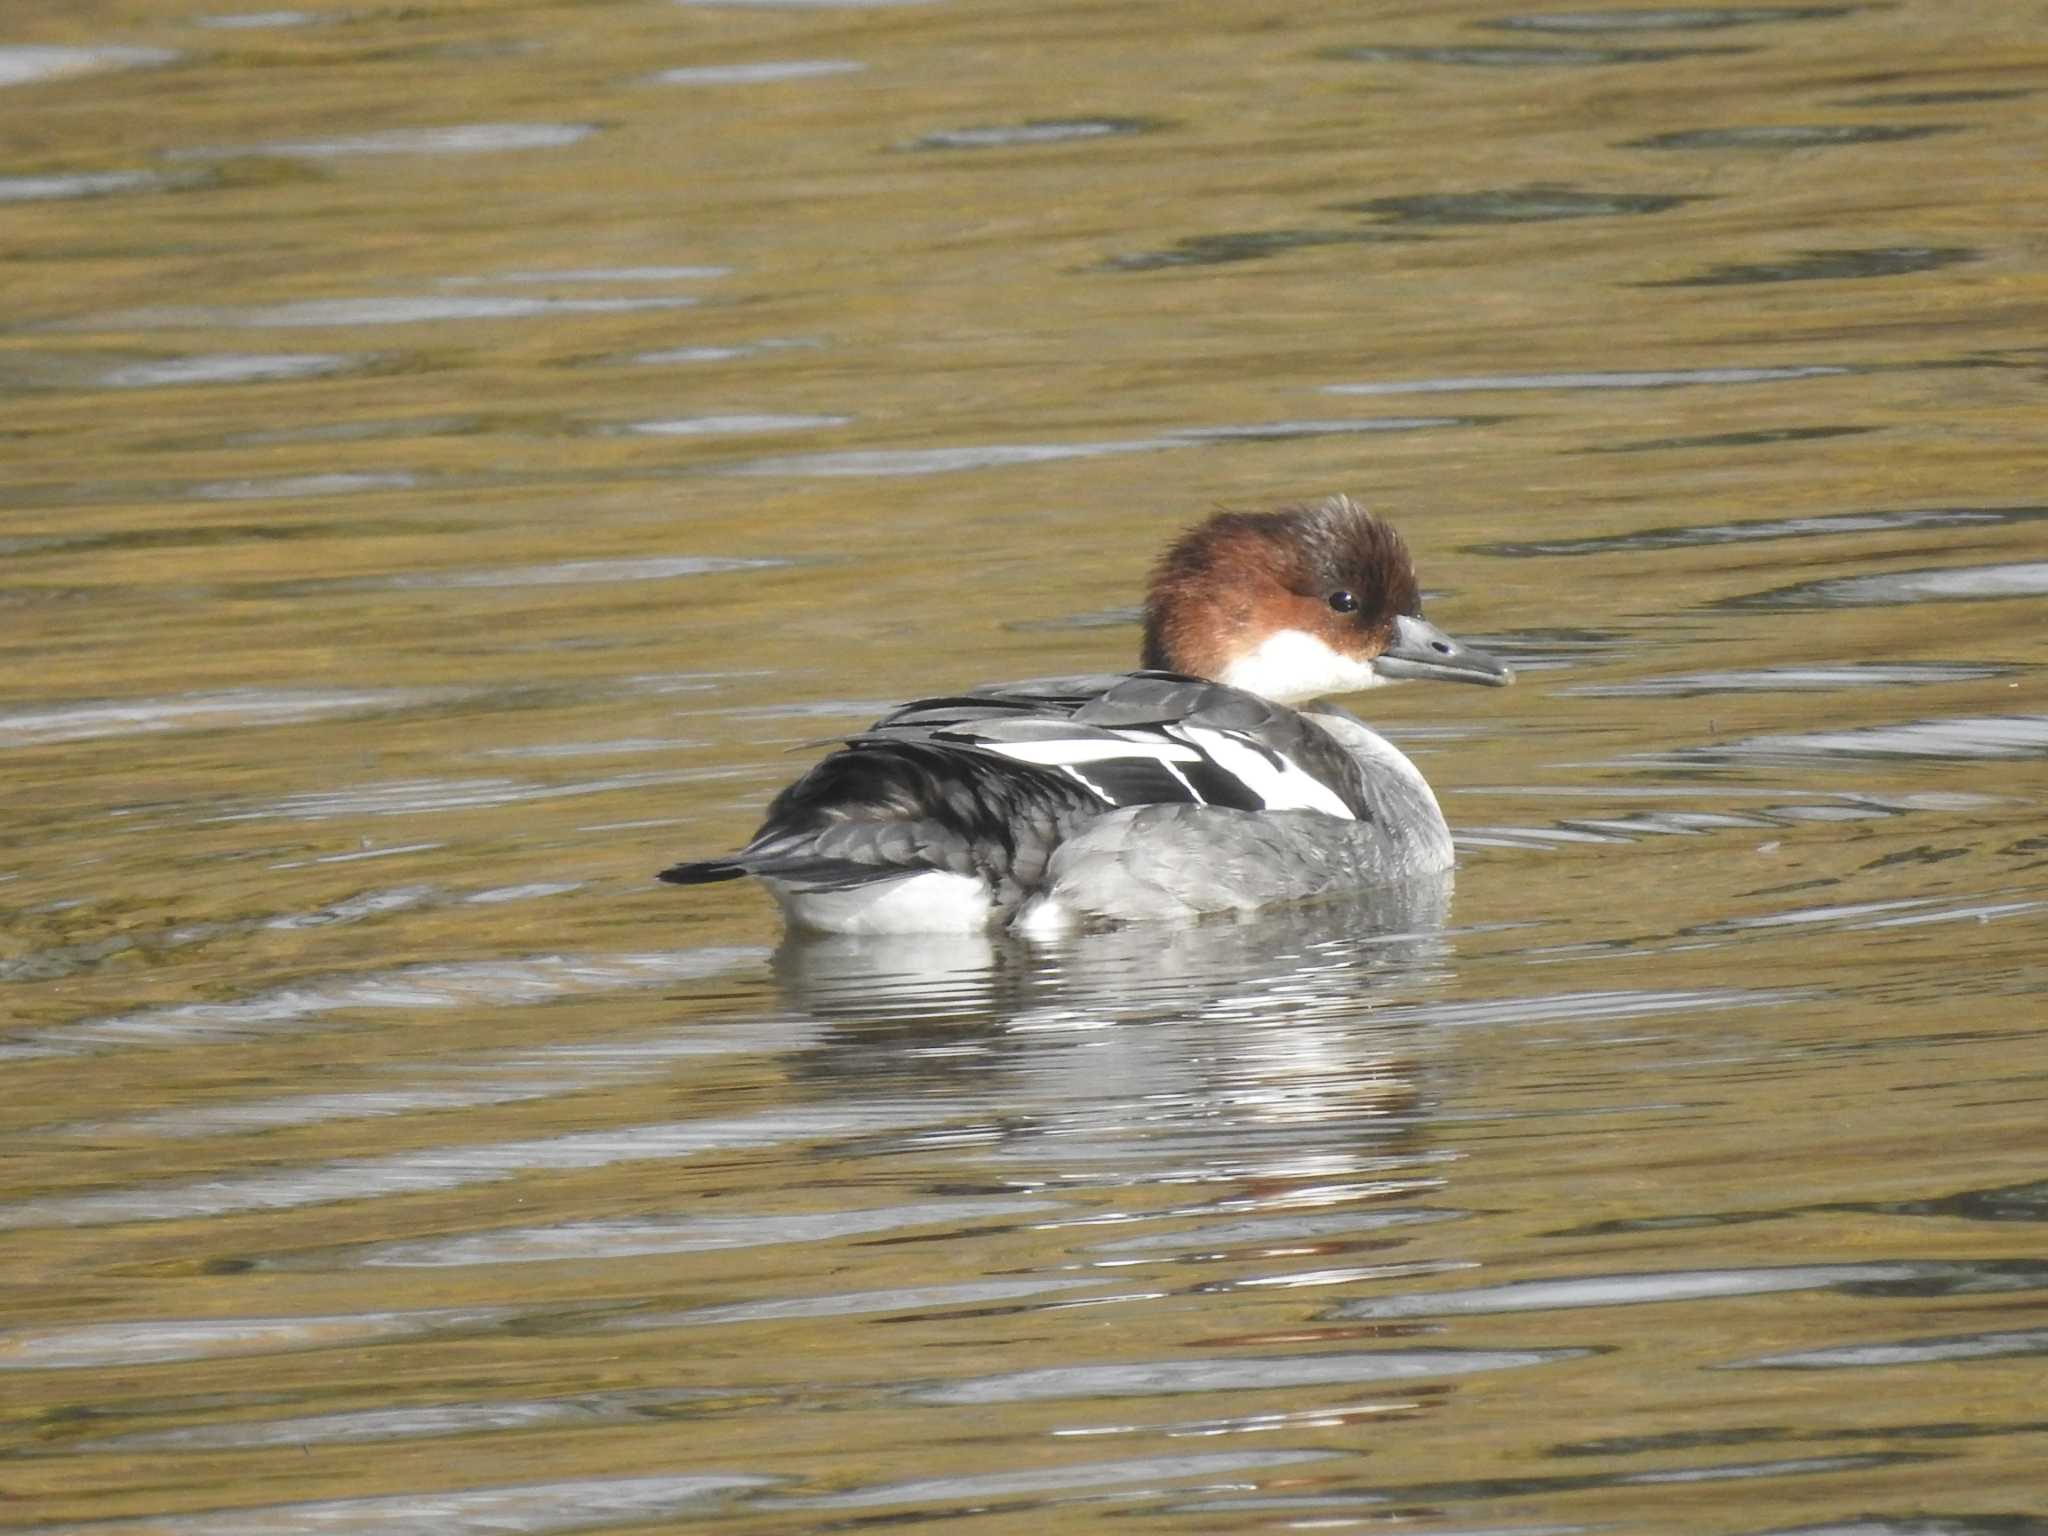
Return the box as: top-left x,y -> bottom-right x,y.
1332,1261 -> 2048,1318
0,688 -> 444,747
0,45 -> 177,86
1484,7 -> 1863,32
96,352 -> 363,387
1724,561 -> 2048,609
0,1104 -> 954,1229
165,123 -> 598,159
1634,715 -> 2048,768
0,1306 -> 524,1371
1474,503 -> 2048,556
911,1347 -> 1594,1405
1327,43 -> 1750,66
64,1387 -> 753,1453
5,1 -> 2046,1531
1327,364 -> 1851,396
1,948 -> 763,1062
16,1475 -> 774,1536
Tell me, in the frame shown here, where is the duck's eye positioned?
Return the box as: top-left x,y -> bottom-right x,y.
1328,589 -> 1359,614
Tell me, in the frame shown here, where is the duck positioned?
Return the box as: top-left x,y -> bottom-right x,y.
660,495 -> 1511,933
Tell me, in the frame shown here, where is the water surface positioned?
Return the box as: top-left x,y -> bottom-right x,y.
2,0 -> 2043,1531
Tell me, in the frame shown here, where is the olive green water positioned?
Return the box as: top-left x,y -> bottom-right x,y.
3,1 -> 2046,1531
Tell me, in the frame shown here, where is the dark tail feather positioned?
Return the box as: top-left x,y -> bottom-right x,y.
660,851 -> 918,890
658,858 -> 749,886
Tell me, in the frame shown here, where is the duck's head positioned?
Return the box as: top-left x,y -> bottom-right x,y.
1140,496 -> 1513,706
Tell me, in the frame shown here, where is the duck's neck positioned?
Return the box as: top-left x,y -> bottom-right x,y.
1214,630 -> 1385,705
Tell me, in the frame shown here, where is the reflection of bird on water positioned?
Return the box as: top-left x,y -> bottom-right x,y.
771,897 -> 1450,1200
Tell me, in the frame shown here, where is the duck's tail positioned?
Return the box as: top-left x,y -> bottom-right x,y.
655,857 -> 748,886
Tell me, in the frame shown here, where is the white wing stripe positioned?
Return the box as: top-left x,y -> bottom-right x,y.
977,737 -> 1203,767
971,725 -> 1353,820
1056,765 -> 1117,804
1169,726 -> 1356,819
1156,758 -> 1204,803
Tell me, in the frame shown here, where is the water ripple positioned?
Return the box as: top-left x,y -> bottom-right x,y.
0,169 -> 183,202
1475,503 -> 2048,556
0,1305 -> 521,1371
68,1387 -> 748,1453
1727,1327 -> 2048,1370
1637,715 -> 2048,768
166,123 -> 598,160
1487,7 -> 1860,30
763,1450 -> 1336,1510
0,1103 -> 944,1229
719,438 -> 1179,476
674,0 -> 940,7
1858,1179 -> 2048,1224
1384,986 -> 1809,1029
315,1194 -> 1050,1269
905,117 -> 1162,150
0,45 -> 177,87
1343,187 -> 1697,223
90,294 -> 698,329
1628,123 -> 1960,149
1329,43 -> 1748,66
1332,1261 -> 2046,1319
1327,364 -> 1848,396
719,417 -> 1463,476
1169,417 -> 1467,441
623,414 -> 849,435
911,1346 -> 1592,1404
1179,1453 -> 1932,1517
2,948 -> 762,1062
1724,560 -> 2048,609
59,1018 -> 812,1139
204,767 -> 721,822
193,10 -> 326,27
631,337 -> 816,364
97,352 -> 362,387
374,554 -> 786,589
19,1475 -> 771,1535
444,266 -> 729,284
1654,245 -> 1977,286
651,59 -> 865,84
1,882 -> 570,985
0,687 -> 442,748
192,470 -> 419,500
1563,663 -> 2014,697
1843,86 -> 2034,106
611,1276 -> 1098,1330
1087,1208 -> 1465,1254
1588,423 -> 1876,453
1103,228 -> 1411,270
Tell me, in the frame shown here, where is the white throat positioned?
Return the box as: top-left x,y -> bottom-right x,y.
1216,628 -> 1387,705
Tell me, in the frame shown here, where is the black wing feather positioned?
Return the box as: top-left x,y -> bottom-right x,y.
659,671 -> 1375,913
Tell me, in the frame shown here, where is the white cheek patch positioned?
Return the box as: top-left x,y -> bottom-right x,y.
1169,726 -> 1356,819
1216,628 -> 1384,705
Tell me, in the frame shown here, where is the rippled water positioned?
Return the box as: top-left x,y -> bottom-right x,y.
3,1 -> 2044,1532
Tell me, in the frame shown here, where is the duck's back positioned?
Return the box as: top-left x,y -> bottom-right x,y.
661,671 -> 1452,932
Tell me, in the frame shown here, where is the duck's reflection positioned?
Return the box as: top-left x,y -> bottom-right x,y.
771,875 -> 1455,1167
774,873 -> 1449,1022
